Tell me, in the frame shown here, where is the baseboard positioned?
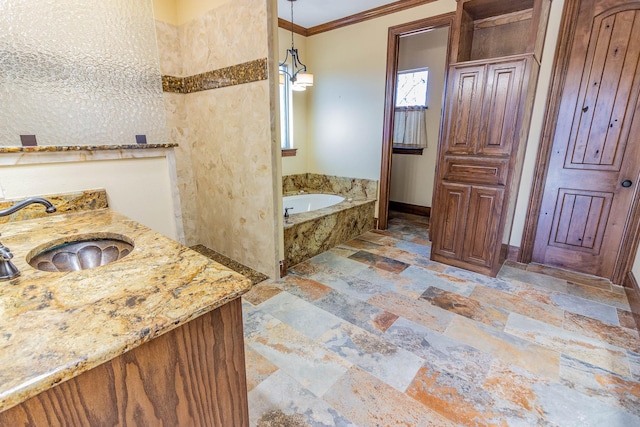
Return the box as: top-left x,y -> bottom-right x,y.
500,244 -> 521,262
623,271 -> 640,332
389,201 -> 431,217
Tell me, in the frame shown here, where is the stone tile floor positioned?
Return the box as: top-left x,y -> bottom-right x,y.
243,211 -> 640,426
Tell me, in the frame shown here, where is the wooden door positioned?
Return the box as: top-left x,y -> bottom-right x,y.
532,0 -> 640,279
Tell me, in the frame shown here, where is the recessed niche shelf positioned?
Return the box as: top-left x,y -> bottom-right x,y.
451,0 -> 550,63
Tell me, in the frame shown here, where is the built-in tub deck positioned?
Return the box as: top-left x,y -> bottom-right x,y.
282,174 -> 377,269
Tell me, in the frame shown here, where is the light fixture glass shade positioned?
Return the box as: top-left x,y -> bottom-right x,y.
291,84 -> 306,92
296,73 -> 314,87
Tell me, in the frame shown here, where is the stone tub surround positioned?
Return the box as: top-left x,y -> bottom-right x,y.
283,173 -> 378,200
0,190 -> 108,224
0,209 -> 251,412
282,174 -> 378,269
284,200 -> 376,268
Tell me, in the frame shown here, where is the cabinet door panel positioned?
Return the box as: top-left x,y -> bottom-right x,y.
432,183 -> 471,259
443,65 -> 485,154
462,186 -> 504,268
479,59 -> 527,155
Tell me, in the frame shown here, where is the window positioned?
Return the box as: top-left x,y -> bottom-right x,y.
279,65 -> 293,149
395,68 -> 429,108
393,68 -> 429,154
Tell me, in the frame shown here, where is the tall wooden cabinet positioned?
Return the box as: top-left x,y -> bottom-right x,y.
431,0 -> 551,276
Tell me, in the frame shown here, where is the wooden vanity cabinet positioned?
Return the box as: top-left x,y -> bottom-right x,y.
0,299 -> 249,427
431,0 -> 550,276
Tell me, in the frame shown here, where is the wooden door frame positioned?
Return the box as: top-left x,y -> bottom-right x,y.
520,0 -> 640,284
378,12 -> 455,229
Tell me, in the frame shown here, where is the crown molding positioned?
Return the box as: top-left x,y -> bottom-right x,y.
278,18 -> 309,37
277,0 -> 436,36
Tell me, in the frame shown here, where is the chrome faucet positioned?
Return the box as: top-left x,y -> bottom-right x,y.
0,197 -> 56,217
0,197 -> 56,280
284,207 -> 294,218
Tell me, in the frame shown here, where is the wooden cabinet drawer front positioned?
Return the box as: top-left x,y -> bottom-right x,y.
442,157 -> 509,185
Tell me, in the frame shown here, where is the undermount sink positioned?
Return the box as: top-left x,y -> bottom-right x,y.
28,234 -> 134,272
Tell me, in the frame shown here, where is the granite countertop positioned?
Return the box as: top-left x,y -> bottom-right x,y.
0,208 -> 251,413
0,144 -> 177,153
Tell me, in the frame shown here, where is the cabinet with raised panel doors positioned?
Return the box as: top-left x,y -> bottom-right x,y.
430,0 -> 550,276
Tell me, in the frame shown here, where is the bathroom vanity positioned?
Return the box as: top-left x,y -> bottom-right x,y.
0,208 -> 252,426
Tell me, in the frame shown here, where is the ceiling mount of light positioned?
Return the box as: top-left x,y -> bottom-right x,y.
279,0 -> 313,91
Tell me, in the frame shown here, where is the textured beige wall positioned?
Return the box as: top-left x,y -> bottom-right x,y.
155,20 -> 183,76
152,0 -> 233,26
509,0 -> 564,247
186,81 -> 278,275
179,0 -> 269,75
0,157 -> 178,240
305,0 -> 457,181
152,0 -> 178,25
155,20 -> 197,245
155,0 -> 280,277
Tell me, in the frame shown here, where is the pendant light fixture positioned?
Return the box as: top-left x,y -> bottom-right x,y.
279,0 -> 313,91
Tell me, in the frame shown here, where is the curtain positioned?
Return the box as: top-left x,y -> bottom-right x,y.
393,107 -> 428,147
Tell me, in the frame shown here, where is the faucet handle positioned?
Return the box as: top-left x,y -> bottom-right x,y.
0,244 -> 14,261
284,207 -> 294,218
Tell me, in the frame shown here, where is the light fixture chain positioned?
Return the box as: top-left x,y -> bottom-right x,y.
290,0 -> 295,50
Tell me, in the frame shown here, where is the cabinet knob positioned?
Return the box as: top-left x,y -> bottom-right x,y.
621,180 -> 633,188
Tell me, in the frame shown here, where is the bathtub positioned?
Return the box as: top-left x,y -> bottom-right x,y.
282,193 -> 345,214
282,192 -> 376,269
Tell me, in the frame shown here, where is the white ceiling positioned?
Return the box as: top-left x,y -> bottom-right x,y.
277,0 -> 400,29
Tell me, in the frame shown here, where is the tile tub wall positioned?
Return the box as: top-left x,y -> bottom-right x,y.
154,0 -> 281,277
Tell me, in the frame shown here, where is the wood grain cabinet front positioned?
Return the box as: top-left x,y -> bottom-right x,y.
0,299 -> 249,427
431,0 -> 550,276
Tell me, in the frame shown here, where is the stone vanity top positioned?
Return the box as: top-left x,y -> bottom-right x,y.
0,208 -> 251,412
0,144 -> 177,153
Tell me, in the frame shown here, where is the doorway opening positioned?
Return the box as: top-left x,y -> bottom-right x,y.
379,13 -> 455,230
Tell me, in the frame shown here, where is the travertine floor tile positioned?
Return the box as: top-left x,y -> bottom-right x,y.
421,286 -> 510,329
324,366 -> 457,427
245,211 -> 639,426
320,322 -> 424,392
505,313 -> 630,377
247,321 -> 351,397
445,315 -> 561,381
